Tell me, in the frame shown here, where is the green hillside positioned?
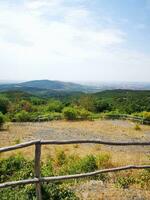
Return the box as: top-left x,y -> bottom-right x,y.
0,89 -> 150,124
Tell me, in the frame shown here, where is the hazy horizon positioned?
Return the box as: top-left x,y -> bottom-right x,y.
0,79 -> 150,85
0,0 -> 150,82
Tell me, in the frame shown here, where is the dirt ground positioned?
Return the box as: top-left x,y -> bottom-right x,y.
0,119 -> 150,199
0,120 -> 150,164
72,180 -> 150,200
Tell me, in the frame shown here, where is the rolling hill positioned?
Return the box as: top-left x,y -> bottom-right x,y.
0,80 -> 93,96
0,80 -> 150,97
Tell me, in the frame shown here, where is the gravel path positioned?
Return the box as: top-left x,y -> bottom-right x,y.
31,120 -> 150,154
73,181 -> 150,200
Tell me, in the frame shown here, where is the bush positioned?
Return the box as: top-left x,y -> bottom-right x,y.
136,169 -> 150,189
0,96 -> 10,114
140,112 -> 150,120
41,160 -> 54,177
77,108 -> 91,120
96,153 -> 112,168
115,176 -> 135,189
63,107 -> 78,120
49,112 -> 63,120
30,97 -> 46,105
78,95 -> 96,112
59,155 -> 81,175
14,111 -> 31,122
47,100 -> 64,112
1,183 -> 79,200
63,106 -> 91,121
0,156 -> 79,200
42,183 -> 79,200
19,100 -> 33,112
134,123 -> 141,131
0,155 -> 34,183
55,150 -> 67,166
80,155 -> 98,173
0,112 -> 5,129
60,155 -> 98,175
94,100 -> 111,113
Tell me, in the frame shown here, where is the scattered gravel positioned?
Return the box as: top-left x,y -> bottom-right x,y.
73,181 -> 150,200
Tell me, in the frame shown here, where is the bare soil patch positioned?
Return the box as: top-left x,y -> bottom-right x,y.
0,120 -> 150,199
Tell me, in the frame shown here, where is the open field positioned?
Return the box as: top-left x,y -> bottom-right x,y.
0,119 -> 150,163
0,119 -> 150,199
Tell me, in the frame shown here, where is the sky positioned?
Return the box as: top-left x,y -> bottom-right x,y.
0,0 -> 150,82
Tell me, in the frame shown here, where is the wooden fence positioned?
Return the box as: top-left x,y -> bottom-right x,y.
103,114 -> 150,124
0,139 -> 150,200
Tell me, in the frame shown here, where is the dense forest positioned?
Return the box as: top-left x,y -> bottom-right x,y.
0,89 -> 150,125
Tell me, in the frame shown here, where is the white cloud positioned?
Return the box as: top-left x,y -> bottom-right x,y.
0,1 -> 125,55
0,0 -> 149,82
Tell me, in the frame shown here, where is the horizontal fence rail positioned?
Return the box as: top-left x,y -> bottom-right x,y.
1,139 -> 150,153
0,139 -> 150,200
103,114 -> 150,124
0,165 -> 150,189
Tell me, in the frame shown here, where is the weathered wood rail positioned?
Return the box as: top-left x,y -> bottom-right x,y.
103,114 -> 150,124
0,139 -> 150,200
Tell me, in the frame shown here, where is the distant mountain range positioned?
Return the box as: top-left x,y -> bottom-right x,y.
0,80 -> 150,97
0,80 -> 92,97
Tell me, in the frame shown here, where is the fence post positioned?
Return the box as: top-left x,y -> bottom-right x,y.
35,141 -> 42,200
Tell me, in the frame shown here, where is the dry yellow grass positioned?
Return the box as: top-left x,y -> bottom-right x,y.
0,120 -> 150,200
0,120 -> 150,166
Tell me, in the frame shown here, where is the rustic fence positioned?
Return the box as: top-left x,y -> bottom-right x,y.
0,139 -> 150,200
103,114 -> 150,124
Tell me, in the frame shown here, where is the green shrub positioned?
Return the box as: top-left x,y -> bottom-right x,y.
59,155 -> 80,175
41,160 -> 54,177
139,112 -> 150,120
47,100 -> 64,112
77,108 -> 91,120
1,186 -> 36,200
1,183 -> 79,200
134,123 -> 141,131
14,138 -> 21,144
115,176 -> 135,189
78,95 -> 96,112
49,112 -> 63,120
80,155 -> 97,173
14,111 -> 31,122
63,107 -> 78,120
0,112 -> 5,129
19,100 -> 33,112
60,155 -> 98,175
30,97 -> 46,105
42,183 -> 79,200
136,169 -> 150,188
0,155 -> 34,183
56,150 -> 67,166
0,156 -> 78,200
0,96 -> 10,114
88,113 -> 101,120
96,153 -> 112,168
94,100 -> 111,113
63,106 -> 91,120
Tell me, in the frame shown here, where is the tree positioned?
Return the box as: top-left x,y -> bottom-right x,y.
0,96 -> 10,114
94,100 -> 111,113
78,95 -> 96,112
19,100 -> 32,112
0,112 -> 5,129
